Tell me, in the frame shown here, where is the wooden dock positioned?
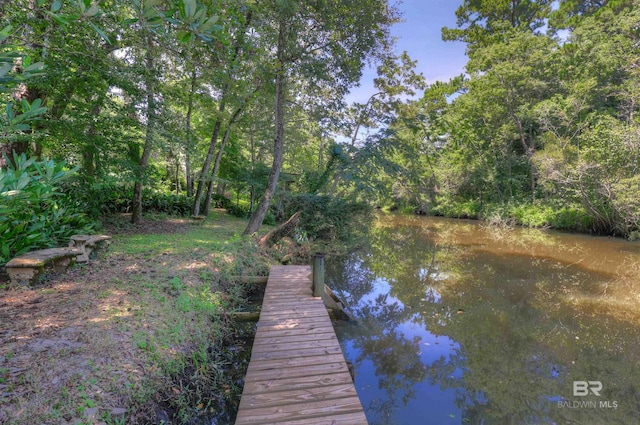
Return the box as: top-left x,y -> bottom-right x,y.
235,265 -> 367,425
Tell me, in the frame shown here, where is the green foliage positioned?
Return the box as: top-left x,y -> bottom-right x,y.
0,26 -> 47,138
430,198 -> 595,233
483,201 -> 593,232
263,211 -> 276,226
226,204 -> 250,219
0,154 -> 95,264
175,285 -> 220,315
431,197 -> 481,219
142,192 -> 193,216
508,203 -> 555,227
381,0 -> 640,238
226,202 -> 274,224
65,181 -> 197,217
610,176 -> 640,237
209,193 -> 231,210
280,194 -> 371,242
71,178 -> 243,221
3,98 -> 48,134
548,205 -> 593,232
65,181 -> 132,217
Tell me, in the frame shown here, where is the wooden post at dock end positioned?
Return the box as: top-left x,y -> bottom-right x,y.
312,253 -> 325,298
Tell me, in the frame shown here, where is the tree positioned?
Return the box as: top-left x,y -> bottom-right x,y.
130,34 -> 158,224
533,2 -> 640,234
320,52 -> 426,199
123,0 -> 224,223
192,2 -> 254,217
243,0 -> 398,235
442,0 -> 553,49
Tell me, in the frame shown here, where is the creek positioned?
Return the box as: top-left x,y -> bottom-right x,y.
327,214 -> 640,425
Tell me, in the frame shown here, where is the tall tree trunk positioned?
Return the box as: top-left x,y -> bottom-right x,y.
249,122 -> 256,212
244,19 -> 287,235
185,152 -> 193,197
203,174 -> 216,216
192,114 -> 224,216
185,67 -> 197,197
192,9 -> 253,217
175,156 -> 180,195
203,122 -> 232,215
82,99 -> 103,177
131,36 -> 157,224
203,102 -> 250,215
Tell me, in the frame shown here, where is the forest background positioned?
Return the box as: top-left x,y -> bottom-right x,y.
1,0 -> 640,264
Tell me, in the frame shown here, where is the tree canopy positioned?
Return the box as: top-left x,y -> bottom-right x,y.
1,0 -> 639,256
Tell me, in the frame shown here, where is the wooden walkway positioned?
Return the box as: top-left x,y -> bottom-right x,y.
235,265 -> 367,425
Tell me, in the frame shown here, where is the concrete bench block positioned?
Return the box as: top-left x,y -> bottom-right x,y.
69,235 -> 112,262
6,247 -> 83,287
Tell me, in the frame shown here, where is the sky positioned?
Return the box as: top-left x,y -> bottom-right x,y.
346,0 -> 467,104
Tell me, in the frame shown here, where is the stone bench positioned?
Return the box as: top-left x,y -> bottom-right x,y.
68,234 -> 112,262
6,247 -> 83,286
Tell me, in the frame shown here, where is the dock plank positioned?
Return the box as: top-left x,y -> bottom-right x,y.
235,265 -> 366,425
256,412 -> 368,425
237,396 -> 364,423
242,371 -> 354,394
245,363 -> 352,389
240,383 -> 359,408
244,353 -> 348,372
253,332 -> 338,347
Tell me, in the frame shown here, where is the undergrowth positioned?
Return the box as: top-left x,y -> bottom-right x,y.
0,210 -> 271,425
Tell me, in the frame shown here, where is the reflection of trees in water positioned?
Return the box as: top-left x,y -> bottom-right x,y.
329,256 -> 428,424
326,254 -> 375,307
357,329 -> 426,424
329,217 -> 640,425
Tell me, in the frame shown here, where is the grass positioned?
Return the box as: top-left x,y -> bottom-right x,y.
0,209 -> 273,425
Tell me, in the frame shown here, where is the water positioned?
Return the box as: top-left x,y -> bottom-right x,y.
327,214 -> 640,425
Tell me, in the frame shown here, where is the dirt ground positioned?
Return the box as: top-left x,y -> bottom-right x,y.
0,214 -> 242,425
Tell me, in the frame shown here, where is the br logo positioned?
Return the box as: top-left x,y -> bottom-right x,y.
573,381 -> 602,396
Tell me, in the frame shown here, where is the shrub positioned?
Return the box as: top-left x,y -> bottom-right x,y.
280,194 -> 371,242
610,176 -> 640,237
209,193 -> 231,209
0,154 -> 95,264
142,192 -> 193,216
263,211 -> 276,226
432,196 -> 481,219
509,203 -> 552,228
63,179 -> 130,217
548,205 -> 593,232
478,201 -> 595,232
65,179 -> 202,218
227,204 -> 251,219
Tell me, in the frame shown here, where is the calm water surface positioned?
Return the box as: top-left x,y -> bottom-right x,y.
328,214 -> 640,425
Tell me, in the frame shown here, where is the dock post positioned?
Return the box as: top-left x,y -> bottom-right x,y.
312,253 -> 325,298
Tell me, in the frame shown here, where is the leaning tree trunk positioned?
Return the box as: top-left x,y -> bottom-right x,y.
244,19 -> 287,236
131,35 -> 157,224
258,211 -> 300,246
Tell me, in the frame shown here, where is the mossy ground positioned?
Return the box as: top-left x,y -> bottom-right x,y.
0,210 -> 272,425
